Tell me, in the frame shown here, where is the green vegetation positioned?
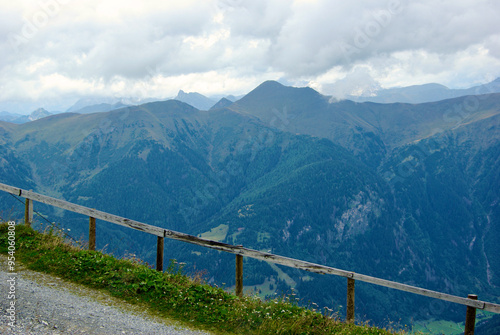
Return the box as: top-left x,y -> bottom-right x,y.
2,84 -> 500,328
198,224 -> 229,242
0,222 -> 407,335
412,312 -> 498,335
412,319 -> 463,335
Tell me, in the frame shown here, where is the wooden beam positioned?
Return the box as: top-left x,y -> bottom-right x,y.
162,231 -> 495,312
164,229 -> 354,278
346,278 -> 355,323
464,294 -> 478,335
24,198 -> 33,227
0,183 -> 164,237
483,302 -> 500,314
352,273 -> 486,310
235,254 -> 243,297
89,217 -> 96,251
156,236 -> 164,272
1,182 -> 500,314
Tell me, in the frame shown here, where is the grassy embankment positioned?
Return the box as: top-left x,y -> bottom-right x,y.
0,222 -> 412,334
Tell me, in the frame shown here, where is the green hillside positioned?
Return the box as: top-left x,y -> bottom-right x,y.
0,81 -> 499,330
0,223 -> 404,335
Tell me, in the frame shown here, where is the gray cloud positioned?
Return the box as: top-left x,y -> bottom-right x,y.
268,0 -> 500,76
0,0 -> 499,113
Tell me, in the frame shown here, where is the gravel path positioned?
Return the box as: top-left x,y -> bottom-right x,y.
0,255 -> 211,335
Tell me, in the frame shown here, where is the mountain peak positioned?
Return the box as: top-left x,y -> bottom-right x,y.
238,80 -> 323,105
227,80 -> 327,123
29,108 -> 51,121
209,98 -> 234,111
174,90 -> 215,110
256,80 -> 286,90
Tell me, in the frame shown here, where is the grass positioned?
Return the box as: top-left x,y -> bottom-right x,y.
412,319 -> 463,335
198,224 -> 229,242
413,310 -> 496,335
0,222 -> 410,335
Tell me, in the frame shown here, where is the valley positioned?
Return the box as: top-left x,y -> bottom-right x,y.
1,81 -> 499,330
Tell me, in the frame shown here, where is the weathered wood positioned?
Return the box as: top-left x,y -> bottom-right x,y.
346,278 -> 355,323
89,217 -> 96,251
235,254 -> 243,297
24,198 -> 33,227
464,294 -> 478,335
156,236 -> 164,272
352,273 -> 487,310
483,302 -> 500,314
164,229 -> 354,278
163,230 -> 497,311
0,183 -> 164,237
1,182 -> 500,315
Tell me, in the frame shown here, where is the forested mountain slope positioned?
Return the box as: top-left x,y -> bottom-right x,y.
0,82 -> 499,327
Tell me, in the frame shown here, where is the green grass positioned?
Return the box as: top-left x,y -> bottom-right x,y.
227,276 -> 277,300
198,224 -> 229,242
0,222 -> 410,335
412,319 -> 463,335
267,262 -> 297,287
412,311 -> 497,335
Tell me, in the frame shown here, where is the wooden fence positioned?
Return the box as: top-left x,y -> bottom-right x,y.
1,182 -> 499,333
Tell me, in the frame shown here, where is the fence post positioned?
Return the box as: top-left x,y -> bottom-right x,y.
24,198 -> 33,227
464,294 -> 478,335
235,254 -> 243,297
346,277 -> 355,323
156,236 -> 164,272
89,217 -> 96,251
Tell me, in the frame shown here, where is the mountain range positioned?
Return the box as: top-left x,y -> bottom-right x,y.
0,81 -> 499,331
345,77 -> 500,104
3,78 -> 499,119
0,108 -> 52,124
174,90 -> 217,110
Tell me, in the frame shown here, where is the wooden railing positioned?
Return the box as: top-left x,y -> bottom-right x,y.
1,182 -> 499,333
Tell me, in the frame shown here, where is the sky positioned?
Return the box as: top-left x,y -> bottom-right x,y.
1,0 -> 500,113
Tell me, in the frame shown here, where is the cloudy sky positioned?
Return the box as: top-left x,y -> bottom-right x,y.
1,0 -> 500,113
